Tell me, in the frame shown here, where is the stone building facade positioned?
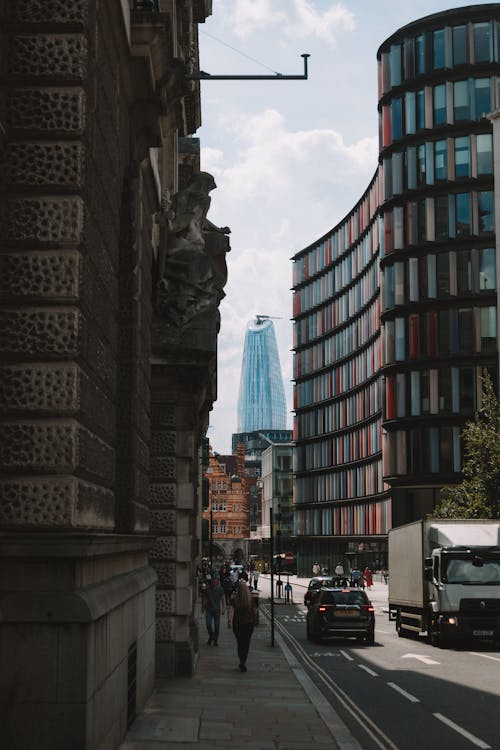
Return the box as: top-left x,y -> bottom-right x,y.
0,1 -> 227,748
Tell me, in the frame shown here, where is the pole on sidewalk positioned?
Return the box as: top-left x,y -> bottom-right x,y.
270,506 -> 274,647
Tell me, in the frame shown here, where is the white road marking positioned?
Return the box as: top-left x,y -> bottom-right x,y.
433,713 -> 491,749
387,682 -> 420,703
358,664 -> 378,677
339,650 -> 354,661
312,652 -> 338,657
401,652 -> 440,665
468,652 -> 500,663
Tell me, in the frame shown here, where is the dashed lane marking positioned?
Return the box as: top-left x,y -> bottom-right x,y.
358,664 -> 378,677
433,713 -> 491,749
387,682 -> 420,703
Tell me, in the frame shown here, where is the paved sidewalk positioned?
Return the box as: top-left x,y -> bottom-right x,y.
120,575 -> 389,750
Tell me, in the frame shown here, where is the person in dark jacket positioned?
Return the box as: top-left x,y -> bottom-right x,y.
201,574 -> 225,646
232,580 -> 255,672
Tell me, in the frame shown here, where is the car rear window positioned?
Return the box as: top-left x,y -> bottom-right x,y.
321,591 -> 367,605
310,578 -> 333,590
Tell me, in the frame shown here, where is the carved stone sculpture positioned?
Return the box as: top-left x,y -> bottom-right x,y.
155,171 -> 230,326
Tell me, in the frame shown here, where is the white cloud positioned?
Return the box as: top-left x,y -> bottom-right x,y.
228,0 -> 355,45
201,108 -> 377,451
229,0 -> 287,38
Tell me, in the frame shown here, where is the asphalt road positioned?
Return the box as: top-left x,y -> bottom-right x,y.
257,575 -> 500,750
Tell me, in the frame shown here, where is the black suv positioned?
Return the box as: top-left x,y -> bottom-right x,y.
306,587 -> 375,644
303,576 -> 334,608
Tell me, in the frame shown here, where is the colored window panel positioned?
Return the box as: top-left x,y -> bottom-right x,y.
386,376 -> 396,419
474,78 -> 491,118
458,308 -> 473,352
455,193 -> 471,236
433,84 -> 446,125
452,25 -> 468,65
418,199 -> 427,242
479,248 -> 495,290
390,43 -> 402,86
480,306 -> 496,352
436,252 -> 450,296
477,134 -> 493,175
434,139 -> 447,181
459,368 -> 474,410
478,191 -> 494,234
416,89 -> 425,130
433,29 -> 445,69
405,91 -> 416,134
415,34 -> 426,74
439,310 -> 450,354
457,249 -> 473,293
474,22 -> 491,63
395,318 -> 406,361
421,370 -> 430,413
392,98 -> 403,140
435,196 -> 448,240
455,136 -> 470,177
454,80 -> 470,121
439,368 -> 452,411
382,105 -> 392,146
427,312 -> 439,357
409,315 -> 419,358
417,144 -> 426,185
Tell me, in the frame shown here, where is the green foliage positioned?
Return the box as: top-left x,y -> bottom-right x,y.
432,371 -> 500,520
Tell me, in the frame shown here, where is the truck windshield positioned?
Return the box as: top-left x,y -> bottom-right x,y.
442,555 -> 500,584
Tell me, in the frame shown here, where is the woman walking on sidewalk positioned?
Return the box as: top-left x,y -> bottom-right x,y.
232,580 -> 255,672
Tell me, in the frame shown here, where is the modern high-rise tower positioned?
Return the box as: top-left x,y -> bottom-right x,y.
237,316 -> 287,432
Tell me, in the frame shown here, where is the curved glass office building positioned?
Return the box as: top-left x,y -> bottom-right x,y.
237,317 -> 287,432
292,5 -> 500,574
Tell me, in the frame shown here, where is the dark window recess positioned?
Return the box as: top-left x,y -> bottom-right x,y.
127,641 -> 138,729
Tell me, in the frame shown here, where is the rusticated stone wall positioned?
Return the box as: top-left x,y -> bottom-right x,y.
0,0 -> 224,744
0,1 -> 160,747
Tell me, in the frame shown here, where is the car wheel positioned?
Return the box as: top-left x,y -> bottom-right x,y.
365,632 -> 375,645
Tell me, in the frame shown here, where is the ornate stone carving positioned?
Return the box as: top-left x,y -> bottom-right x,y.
154,172 -> 230,326
150,509 -> 176,533
156,589 -> 175,614
156,615 -> 174,641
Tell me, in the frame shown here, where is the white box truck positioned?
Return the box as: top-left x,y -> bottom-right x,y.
388,519 -> 500,647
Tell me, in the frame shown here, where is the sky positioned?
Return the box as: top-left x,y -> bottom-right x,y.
198,0 -> 494,454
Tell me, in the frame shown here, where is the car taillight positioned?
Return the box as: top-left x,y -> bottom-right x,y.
319,606 -> 327,612
361,604 -> 374,612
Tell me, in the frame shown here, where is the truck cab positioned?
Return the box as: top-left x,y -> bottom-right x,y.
426,545 -> 500,645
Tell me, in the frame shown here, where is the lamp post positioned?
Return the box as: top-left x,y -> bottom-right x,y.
209,496 -> 213,573
270,505 -> 275,647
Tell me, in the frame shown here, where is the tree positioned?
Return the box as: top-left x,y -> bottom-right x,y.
432,371 -> 500,519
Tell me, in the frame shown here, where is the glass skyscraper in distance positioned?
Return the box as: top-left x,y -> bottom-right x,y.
237,316 -> 287,432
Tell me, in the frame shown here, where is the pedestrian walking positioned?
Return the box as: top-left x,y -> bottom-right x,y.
252,568 -> 260,590
232,579 -> 256,672
201,574 -> 225,646
364,566 -> 373,590
350,567 -> 361,587
312,562 -> 320,576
